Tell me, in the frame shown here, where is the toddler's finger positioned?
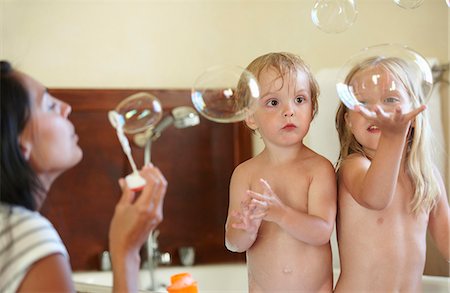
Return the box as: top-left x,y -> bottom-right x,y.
259,178 -> 274,196
247,190 -> 269,202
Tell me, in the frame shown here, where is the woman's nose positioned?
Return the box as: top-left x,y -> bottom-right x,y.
61,101 -> 72,118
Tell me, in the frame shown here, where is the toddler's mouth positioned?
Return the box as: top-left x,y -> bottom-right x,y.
282,123 -> 296,130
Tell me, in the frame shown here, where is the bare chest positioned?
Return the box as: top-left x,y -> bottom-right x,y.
249,165 -> 312,212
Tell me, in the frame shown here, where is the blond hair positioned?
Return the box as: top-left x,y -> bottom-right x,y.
335,57 -> 439,214
237,52 -> 319,120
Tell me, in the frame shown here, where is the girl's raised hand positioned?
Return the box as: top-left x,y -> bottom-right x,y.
355,104 -> 426,136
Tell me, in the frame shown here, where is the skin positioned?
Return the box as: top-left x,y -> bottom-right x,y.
12,70 -> 167,293
335,67 -> 450,292
225,67 -> 337,292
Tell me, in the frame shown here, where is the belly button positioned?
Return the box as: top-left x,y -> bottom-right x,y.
282,267 -> 293,274
377,217 -> 384,225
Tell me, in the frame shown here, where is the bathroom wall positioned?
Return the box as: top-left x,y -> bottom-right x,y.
1,0 -> 449,275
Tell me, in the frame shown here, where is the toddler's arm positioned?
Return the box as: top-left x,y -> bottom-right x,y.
248,159 -> 336,246
341,105 -> 425,210
428,168 -> 450,261
225,165 -> 263,252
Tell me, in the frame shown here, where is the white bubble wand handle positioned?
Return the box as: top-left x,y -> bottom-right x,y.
109,111 -> 146,191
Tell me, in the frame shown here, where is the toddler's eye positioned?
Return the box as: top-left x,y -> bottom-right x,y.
295,96 -> 305,104
266,99 -> 278,107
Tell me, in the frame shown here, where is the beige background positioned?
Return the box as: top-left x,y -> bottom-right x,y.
1,0 -> 449,275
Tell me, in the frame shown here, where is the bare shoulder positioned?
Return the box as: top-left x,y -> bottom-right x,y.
303,148 -> 335,173
231,152 -> 265,178
338,153 -> 370,176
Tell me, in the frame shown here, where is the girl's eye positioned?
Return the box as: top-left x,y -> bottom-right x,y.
295,96 -> 305,104
384,97 -> 400,103
266,99 -> 278,107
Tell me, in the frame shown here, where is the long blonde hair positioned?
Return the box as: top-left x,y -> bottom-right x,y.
335,57 -> 439,214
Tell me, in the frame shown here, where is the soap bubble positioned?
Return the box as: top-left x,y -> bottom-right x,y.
109,92 -> 163,134
393,0 -> 424,9
311,0 -> 358,33
446,0 -> 450,7
336,43 -> 433,113
191,65 -> 260,123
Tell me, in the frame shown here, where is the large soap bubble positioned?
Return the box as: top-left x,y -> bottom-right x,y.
336,44 -> 433,113
311,0 -> 358,34
393,0 -> 424,9
109,92 -> 163,134
191,65 -> 260,123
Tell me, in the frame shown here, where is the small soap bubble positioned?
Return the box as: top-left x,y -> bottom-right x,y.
311,0 -> 358,34
446,0 -> 450,7
336,43 -> 433,114
393,0 -> 424,9
191,65 -> 260,123
113,92 -> 163,134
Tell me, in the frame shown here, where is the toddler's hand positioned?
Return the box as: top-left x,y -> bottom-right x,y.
247,178 -> 286,224
230,197 -> 264,235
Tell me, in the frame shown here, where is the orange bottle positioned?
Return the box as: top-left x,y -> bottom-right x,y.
166,272 -> 198,293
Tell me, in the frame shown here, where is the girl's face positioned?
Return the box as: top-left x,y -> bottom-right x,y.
350,65 -> 412,112
17,71 -> 83,179
344,66 -> 411,155
246,67 -> 313,147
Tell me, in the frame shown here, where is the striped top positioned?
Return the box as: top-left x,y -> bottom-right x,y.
0,203 -> 68,292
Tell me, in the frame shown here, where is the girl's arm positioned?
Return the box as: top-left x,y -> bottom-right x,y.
428,168 -> 449,261
248,159 -> 337,246
342,106 -> 425,210
225,165 -> 261,252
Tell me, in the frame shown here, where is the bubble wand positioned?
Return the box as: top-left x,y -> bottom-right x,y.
108,111 -> 146,192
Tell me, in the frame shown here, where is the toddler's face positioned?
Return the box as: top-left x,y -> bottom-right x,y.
246,67 -> 313,147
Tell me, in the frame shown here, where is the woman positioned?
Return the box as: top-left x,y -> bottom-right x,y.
0,60 -> 167,292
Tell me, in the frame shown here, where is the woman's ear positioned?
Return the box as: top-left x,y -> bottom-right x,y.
245,114 -> 258,131
19,137 -> 32,160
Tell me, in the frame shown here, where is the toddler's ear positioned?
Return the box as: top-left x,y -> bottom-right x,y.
245,114 -> 258,131
18,137 -> 32,160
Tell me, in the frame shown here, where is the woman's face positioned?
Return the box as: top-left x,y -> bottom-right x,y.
17,71 -> 83,180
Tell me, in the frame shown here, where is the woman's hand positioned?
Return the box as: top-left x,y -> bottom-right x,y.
108,164 -> 167,293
